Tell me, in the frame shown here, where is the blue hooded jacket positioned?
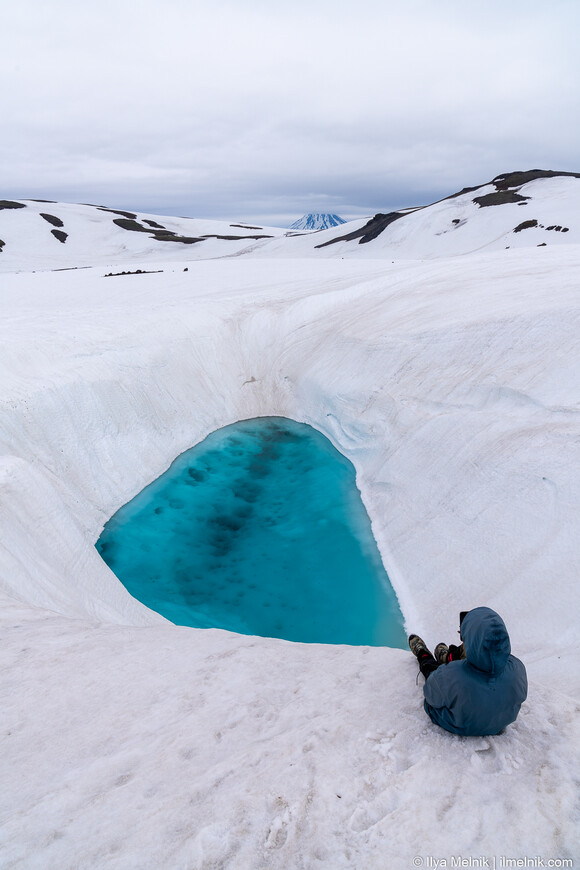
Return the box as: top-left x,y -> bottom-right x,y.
423,607 -> 527,736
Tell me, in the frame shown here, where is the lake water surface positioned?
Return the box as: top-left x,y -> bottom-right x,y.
96,417 -> 406,647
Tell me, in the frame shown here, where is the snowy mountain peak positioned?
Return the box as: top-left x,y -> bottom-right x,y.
288,213 -> 346,231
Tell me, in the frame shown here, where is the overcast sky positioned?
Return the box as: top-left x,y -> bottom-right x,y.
2,0 -> 579,226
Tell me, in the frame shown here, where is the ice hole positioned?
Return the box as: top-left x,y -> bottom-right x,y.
96,417 -> 406,647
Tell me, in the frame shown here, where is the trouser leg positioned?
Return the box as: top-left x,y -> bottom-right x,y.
418,652 -> 439,680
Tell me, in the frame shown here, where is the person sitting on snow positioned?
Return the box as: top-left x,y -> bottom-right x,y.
408,606 -> 527,736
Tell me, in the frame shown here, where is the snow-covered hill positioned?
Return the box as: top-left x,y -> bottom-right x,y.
0,172 -> 579,867
310,169 -> 580,258
0,199 -> 286,271
259,169 -> 580,259
1,171 -> 579,271
288,213 -> 346,231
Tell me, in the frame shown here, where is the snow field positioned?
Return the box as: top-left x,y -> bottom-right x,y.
2,599 -> 577,868
0,244 -> 579,866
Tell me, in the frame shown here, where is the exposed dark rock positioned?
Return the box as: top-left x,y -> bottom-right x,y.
51,229 -> 68,243
104,269 -> 164,277
30,199 -> 57,203
0,239 -> 4,252
230,224 -> 264,230
473,191 -> 530,207
98,206 -> 138,219
150,231 -> 202,244
0,200 -> 26,210
142,219 -> 166,229
315,212 -> 404,248
492,169 -> 580,190
112,218 -> 152,233
201,234 -> 273,241
40,213 -> 64,228
513,219 -> 538,233
112,218 -> 203,244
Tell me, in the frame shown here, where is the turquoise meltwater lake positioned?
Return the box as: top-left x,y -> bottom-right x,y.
96,417 -> 406,647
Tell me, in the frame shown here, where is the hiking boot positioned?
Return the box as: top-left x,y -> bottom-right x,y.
434,642 -> 449,665
408,634 -> 429,659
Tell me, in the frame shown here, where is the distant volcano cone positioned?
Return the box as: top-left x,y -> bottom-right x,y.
288,213 -> 346,231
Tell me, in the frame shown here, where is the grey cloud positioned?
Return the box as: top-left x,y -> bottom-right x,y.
1,0 -> 579,224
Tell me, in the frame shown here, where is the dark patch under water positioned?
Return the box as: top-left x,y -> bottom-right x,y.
96,417 -> 406,647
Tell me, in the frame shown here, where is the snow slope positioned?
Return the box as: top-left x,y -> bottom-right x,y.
0,200 -> 286,272
259,172 -> 580,260
1,184 -> 579,866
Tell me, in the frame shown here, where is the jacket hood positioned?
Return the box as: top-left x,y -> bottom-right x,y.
461,607 -> 511,674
